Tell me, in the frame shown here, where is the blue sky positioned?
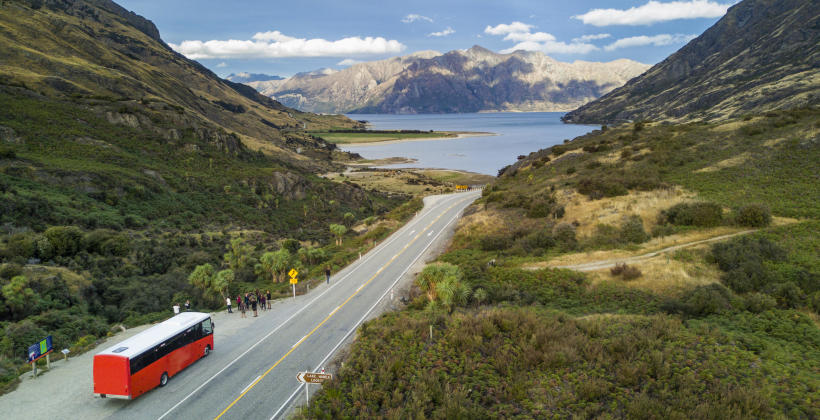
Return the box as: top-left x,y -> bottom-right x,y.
117,0 -> 738,77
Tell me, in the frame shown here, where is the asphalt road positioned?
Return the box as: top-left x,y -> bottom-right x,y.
100,190 -> 480,420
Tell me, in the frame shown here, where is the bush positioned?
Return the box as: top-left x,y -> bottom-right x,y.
675,284 -> 734,317
0,263 -> 23,280
479,233 -> 513,252
610,263 -> 642,280
734,204 -> 772,227
764,282 -> 806,309
744,292 -> 777,313
43,226 -> 84,257
577,177 -> 628,198
659,202 -> 723,227
552,223 -> 578,251
619,215 -> 648,244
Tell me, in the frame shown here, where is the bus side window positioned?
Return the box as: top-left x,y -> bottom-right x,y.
202,318 -> 213,335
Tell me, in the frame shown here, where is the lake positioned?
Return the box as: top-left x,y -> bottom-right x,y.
342,113 -> 596,175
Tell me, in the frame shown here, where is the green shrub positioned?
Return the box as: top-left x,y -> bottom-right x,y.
577,177 -> 628,198
552,223 -> 577,251
43,226 -> 84,257
479,233 -> 513,252
619,215 -> 648,244
764,282 -> 806,309
734,204 -> 772,227
659,202 -> 723,227
744,292 -> 777,313
0,263 -> 23,280
675,284 -> 734,317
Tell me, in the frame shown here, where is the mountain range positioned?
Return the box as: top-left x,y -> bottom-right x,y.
226,73 -> 284,83
248,47 -> 649,114
562,0 -> 819,123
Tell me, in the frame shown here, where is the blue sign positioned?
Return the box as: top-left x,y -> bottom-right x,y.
27,335 -> 53,363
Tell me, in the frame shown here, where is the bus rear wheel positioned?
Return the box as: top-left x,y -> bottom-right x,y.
204,345 -> 210,357
159,372 -> 168,387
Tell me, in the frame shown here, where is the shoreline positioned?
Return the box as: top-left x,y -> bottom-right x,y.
341,131 -> 495,147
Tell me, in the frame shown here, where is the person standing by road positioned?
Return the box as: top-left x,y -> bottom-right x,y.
325,266 -> 331,285
226,297 -> 232,313
260,294 -> 266,312
173,303 -> 180,314
250,293 -> 258,317
184,300 -> 190,311
244,293 -> 250,311
239,295 -> 246,318
266,290 -> 272,309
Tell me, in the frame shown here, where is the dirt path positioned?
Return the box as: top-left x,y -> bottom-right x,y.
542,230 -> 757,272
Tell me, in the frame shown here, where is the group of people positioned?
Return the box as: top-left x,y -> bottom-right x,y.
227,290 -> 272,318
172,300 -> 191,314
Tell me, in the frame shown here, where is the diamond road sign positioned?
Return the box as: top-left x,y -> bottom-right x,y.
296,372 -> 332,384
288,268 -> 299,278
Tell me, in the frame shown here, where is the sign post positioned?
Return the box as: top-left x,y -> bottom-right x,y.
296,371 -> 332,406
27,335 -> 53,379
289,268 -> 299,299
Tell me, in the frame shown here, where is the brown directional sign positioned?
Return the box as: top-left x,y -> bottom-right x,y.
296,371 -> 332,384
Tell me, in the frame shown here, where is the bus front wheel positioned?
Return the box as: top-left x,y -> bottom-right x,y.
159,372 -> 168,387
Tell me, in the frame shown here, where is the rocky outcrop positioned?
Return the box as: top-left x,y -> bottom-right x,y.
562,0 -> 820,124
249,47 -> 649,114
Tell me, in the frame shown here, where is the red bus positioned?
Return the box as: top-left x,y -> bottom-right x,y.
93,312 -> 214,399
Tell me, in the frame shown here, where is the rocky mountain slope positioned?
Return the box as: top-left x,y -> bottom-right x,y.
562,0 -> 820,124
250,47 -> 649,114
0,0 -> 361,168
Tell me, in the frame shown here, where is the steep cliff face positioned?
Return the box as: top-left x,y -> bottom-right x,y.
249,47 -> 648,114
562,0 -> 820,124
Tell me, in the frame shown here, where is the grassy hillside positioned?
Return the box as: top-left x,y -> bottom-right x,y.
0,0 -> 414,393
298,108 -> 820,418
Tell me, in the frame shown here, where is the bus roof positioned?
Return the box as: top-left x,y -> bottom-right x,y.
95,312 -> 211,359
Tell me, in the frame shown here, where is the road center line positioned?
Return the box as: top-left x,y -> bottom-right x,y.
213,194 -> 476,420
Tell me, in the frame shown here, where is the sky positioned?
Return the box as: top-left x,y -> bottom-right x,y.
116,0 -> 740,78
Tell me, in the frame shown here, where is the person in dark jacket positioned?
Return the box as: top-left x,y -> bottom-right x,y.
250,293 -> 258,317
325,266 -> 331,284
266,290 -> 272,309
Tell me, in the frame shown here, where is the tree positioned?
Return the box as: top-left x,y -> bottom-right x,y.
223,238 -> 252,271
44,226 -> 83,257
2,275 -> 35,317
343,212 -> 356,227
256,249 -> 291,283
189,263 -> 216,294
211,269 -> 235,299
189,264 -> 233,299
329,224 -> 347,245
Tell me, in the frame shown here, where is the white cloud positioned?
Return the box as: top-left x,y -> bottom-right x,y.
428,27 -> 455,37
337,58 -> 363,66
216,62 -> 228,68
402,14 -> 433,23
604,33 -> 697,50
170,31 -> 405,59
484,21 -> 533,36
574,1 -> 734,26
572,33 -> 611,42
485,22 -> 597,55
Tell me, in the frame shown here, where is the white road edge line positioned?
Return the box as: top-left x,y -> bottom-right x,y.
155,194 -> 469,420
269,201 -> 473,420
